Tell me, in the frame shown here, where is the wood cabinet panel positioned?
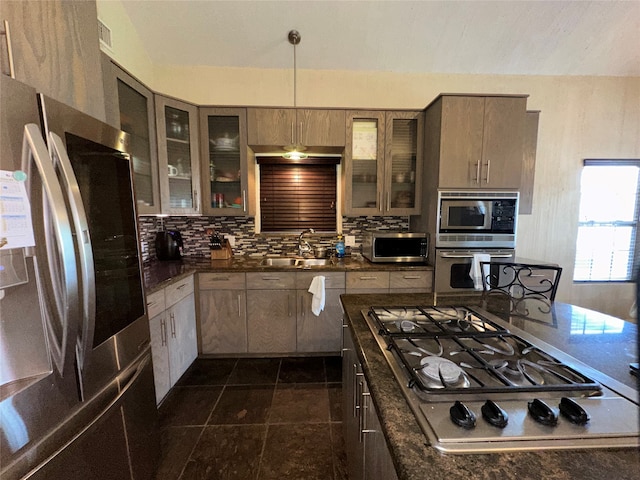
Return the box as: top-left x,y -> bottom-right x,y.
1,0 -> 105,121
199,289 -> 247,354
247,108 -> 295,146
168,293 -> 197,384
296,288 -> 343,353
165,275 -> 194,307
346,272 -> 390,291
438,96 -> 485,188
148,311 -> 170,404
389,270 -> 433,293
199,272 -> 246,290
363,393 -> 399,480
246,272 -> 296,290
296,271 -> 345,289
298,109 -> 346,146
146,290 -> 165,319
246,290 -> 297,353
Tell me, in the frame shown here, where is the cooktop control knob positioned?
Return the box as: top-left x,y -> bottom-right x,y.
527,398 -> 558,426
559,397 -> 590,425
481,400 -> 509,428
450,401 -> 476,429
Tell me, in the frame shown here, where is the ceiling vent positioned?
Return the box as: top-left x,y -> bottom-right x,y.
98,19 -> 112,50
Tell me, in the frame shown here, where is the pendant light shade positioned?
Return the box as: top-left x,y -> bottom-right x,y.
283,30 -> 308,159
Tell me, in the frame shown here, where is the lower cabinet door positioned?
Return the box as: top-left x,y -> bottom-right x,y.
168,293 -> 197,384
363,392 -> 399,480
200,289 -> 248,354
343,328 -> 365,480
148,312 -> 170,404
296,288 -> 343,352
246,289 -> 296,353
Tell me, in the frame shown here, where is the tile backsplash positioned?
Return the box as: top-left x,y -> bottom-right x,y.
138,216 -> 410,262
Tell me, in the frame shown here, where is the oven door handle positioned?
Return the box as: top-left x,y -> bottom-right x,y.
438,253 -> 514,259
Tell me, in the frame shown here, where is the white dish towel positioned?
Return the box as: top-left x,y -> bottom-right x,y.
470,253 -> 491,290
308,275 -> 326,316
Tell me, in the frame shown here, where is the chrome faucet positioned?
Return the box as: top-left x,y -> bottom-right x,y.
298,228 -> 315,256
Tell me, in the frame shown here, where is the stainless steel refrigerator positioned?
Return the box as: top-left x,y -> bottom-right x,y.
0,74 -> 159,479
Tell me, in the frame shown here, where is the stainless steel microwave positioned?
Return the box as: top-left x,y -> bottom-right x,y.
437,191 -> 518,248
362,232 -> 428,263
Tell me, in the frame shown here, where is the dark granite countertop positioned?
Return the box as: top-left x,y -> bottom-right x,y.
340,293 -> 639,480
142,255 -> 433,293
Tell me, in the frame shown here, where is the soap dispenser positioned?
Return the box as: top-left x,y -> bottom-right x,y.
335,234 -> 345,258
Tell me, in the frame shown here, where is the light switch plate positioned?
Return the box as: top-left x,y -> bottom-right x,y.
344,235 -> 356,247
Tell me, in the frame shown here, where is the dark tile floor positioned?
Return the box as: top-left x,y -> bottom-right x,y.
154,357 -> 348,480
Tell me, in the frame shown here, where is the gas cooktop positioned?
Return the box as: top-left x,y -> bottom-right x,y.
365,305 -> 640,453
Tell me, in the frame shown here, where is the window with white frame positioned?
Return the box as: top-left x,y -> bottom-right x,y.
573,159 -> 640,282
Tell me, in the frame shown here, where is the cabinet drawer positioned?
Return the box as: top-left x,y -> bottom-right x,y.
389,270 -> 433,291
346,272 -> 390,290
146,290 -> 165,319
246,272 -> 296,289
296,271 -> 346,290
165,275 -> 194,307
199,272 -> 246,290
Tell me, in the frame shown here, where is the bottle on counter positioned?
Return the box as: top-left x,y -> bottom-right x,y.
335,234 -> 345,258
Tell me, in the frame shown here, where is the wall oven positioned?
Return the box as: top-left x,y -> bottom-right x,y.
437,191 -> 518,248
435,248 -> 515,293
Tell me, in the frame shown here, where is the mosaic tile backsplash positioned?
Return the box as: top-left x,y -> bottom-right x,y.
138,216 -> 410,262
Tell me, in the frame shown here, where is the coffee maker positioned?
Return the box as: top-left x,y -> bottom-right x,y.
155,230 -> 183,260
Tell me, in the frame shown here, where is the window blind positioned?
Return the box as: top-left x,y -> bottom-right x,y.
259,162 -> 337,232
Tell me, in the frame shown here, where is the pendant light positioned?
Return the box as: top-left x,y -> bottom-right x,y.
283,30 -> 308,160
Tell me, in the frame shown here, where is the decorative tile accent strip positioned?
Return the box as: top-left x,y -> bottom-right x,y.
138,216 -> 409,262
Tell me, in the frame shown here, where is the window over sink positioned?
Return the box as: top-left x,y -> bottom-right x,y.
256,156 -> 340,233
574,159 -> 639,282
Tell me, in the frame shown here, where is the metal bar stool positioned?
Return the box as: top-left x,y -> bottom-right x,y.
480,262 -> 563,320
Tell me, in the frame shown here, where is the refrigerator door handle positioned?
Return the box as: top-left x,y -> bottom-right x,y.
48,132 -> 96,371
21,124 -> 79,376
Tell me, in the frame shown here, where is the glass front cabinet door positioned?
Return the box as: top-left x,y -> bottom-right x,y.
383,111 -> 423,215
344,111 -> 386,215
155,96 -> 201,214
199,108 -> 250,216
113,66 -> 160,215
345,110 -> 422,216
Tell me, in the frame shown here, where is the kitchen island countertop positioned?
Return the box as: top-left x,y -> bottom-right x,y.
340,293 -> 639,480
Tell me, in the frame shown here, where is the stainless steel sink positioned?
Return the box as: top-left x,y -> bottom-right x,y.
260,257 -> 332,267
261,258 -> 297,266
295,258 -> 332,266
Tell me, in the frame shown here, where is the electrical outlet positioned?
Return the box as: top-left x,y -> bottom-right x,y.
226,235 -> 236,247
344,235 -> 356,247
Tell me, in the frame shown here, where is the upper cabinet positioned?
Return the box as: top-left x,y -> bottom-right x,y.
432,95 -> 527,189
199,107 -> 254,216
155,96 -> 201,215
519,110 -> 540,214
344,110 -> 423,216
1,0 -> 105,121
110,64 -> 161,215
247,108 -> 346,148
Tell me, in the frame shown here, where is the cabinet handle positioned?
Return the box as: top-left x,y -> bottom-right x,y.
242,189 -> 247,213
290,122 -> 295,144
360,391 -> 375,440
1,20 -> 15,79
261,276 -> 282,281
485,159 -> 491,184
402,275 -> 422,280
359,276 -> 378,280
299,121 -> 304,145
160,317 -> 167,346
475,160 -> 481,184
353,363 -> 363,417
193,189 -> 199,211
379,192 -> 383,213
176,284 -> 186,290
288,293 -> 292,317
300,294 -> 305,317
386,191 -> 390,211
237,294 -> 242,317
170,312 -> 176,338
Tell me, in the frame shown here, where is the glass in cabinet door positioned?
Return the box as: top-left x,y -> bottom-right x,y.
200,108 -> 248,216
387,115 -> 418,210
346,113 -> 385,214
115,72 -> 159,214
157,99 -> 200,213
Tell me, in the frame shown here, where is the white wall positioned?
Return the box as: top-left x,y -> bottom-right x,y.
98,1 -> 640,320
